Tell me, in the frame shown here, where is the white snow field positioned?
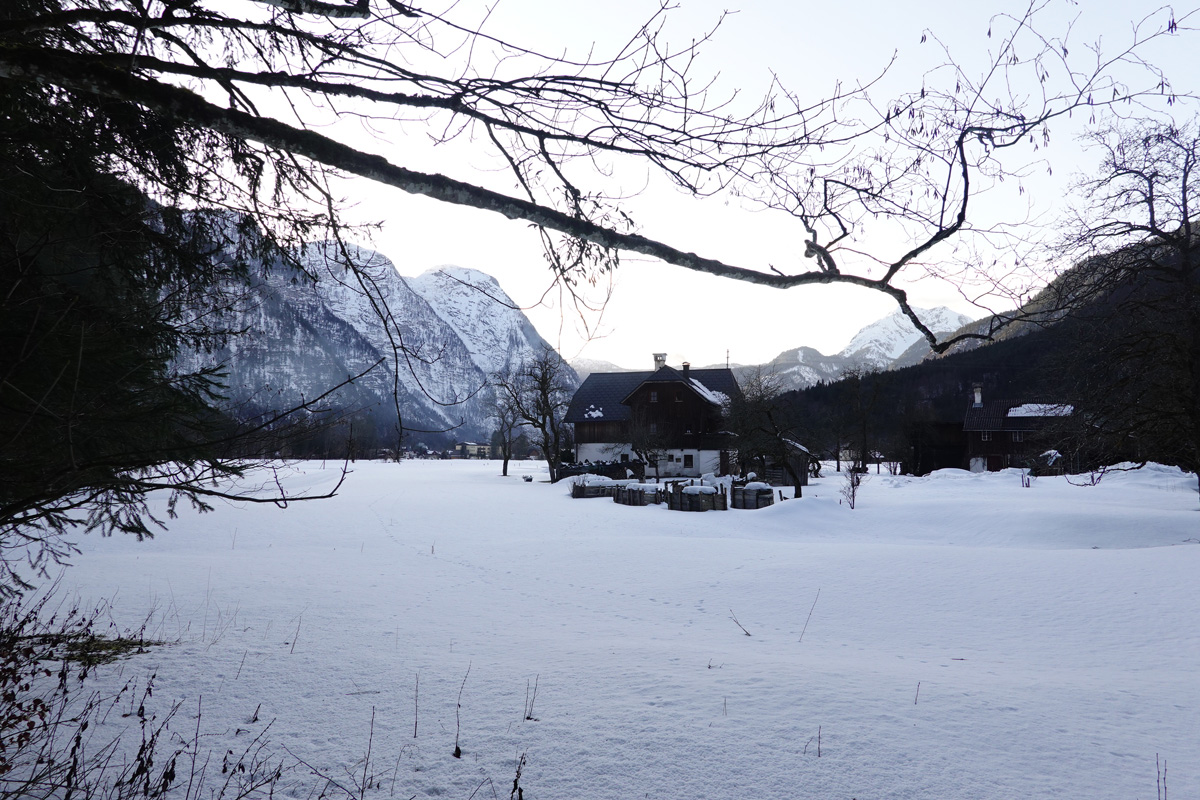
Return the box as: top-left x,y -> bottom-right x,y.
57,460 -> 1200,799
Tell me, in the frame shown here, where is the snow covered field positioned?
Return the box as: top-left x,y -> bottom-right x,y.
56,460 -> 1200,799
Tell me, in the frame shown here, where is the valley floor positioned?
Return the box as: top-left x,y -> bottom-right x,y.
55,460 -> 1200,799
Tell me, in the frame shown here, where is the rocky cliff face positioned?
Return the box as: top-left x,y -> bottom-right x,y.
176,243 -> 568,447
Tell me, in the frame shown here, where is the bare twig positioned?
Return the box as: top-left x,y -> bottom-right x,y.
728,608 -> 752,637
453,662 -> 471,758
524,675 -> 539,721
361,707 -> 375,800
798,588 -> 820,643
509,753 -> 526,800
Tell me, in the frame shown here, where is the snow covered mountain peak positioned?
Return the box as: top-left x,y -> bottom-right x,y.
750,305 -> 977,392
407,264 -> 559,379
838,306 -> 973,369
421,264 -> 502,289
179,239 -> 566,446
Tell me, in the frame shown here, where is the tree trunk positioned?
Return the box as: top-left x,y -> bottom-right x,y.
785,462 -> 803,498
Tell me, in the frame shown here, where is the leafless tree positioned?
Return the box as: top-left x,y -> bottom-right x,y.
490,366 -> 525,477
840,462 -> 866,510
492,347 -> 575,482
619,410 -> 669,481
740,4 -> 1196,347
1050,117 -> 1200,487
1,1 -> 1191,350
725,368 -> 809,493
832,367 -> 890,474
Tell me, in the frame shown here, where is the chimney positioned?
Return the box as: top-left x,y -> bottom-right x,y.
653,353 -> 667,371
682,362 -> 690,381
972,383 -> 983,407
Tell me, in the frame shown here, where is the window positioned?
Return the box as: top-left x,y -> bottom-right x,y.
683,454 -> 694,468
980,431 -> 992,442
649,422 -> 657,434
649,390 -> 658,403
620,453 -> 629,462
1012,431 -> 1023,442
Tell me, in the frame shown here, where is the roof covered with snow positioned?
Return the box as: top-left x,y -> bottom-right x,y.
1007,403 -> 1074,418
964,399 -> 1074,431
564,366 -> 741,423
563,372 -> 650,423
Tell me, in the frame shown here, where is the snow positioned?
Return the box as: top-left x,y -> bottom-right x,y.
584,404 -> 604,419
840,305 -> 973,366
51,460 -> 1200,800
407,266 -> 555,379
688,378 -> 729,406
572,473 -> 616,485
1008,403 -> 1075,417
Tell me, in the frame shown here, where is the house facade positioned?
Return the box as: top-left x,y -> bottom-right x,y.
452,441 -> 491,459
565,355 -> 741,478
963,384 -> 1072,472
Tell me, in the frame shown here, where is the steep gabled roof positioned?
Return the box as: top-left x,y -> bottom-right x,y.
564,367 -> 742,423
687,369 -> 741,401
963,399 -> 1073,432
619,366 -> 741,406
563,371 -> 651,423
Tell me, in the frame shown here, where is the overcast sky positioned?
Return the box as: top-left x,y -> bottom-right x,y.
336,0 -> 1195,370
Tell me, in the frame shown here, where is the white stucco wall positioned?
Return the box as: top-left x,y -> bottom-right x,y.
577,442 -> 634,463
576,443 -> 724,478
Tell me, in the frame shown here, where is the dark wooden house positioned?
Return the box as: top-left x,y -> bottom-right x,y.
963,384 -> 1072,472
565,356 -> 741,477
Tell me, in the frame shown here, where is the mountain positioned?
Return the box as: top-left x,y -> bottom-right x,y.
176,243 -> 569,450
572,306 -> 977,392
749,346 -> 848,390
570,357 -> 640,381
761,306 -> 975,390
407,266 -> 559,378
841,306 -> 974,369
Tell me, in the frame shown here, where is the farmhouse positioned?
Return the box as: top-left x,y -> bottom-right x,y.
963,384 -> 1073,472
565,354 -> 741,477
452,441 -> 491,459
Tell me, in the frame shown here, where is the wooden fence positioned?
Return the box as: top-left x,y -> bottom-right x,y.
570,482 -> 618,499
613,485 -> 665,506
574,478 -> 777,512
